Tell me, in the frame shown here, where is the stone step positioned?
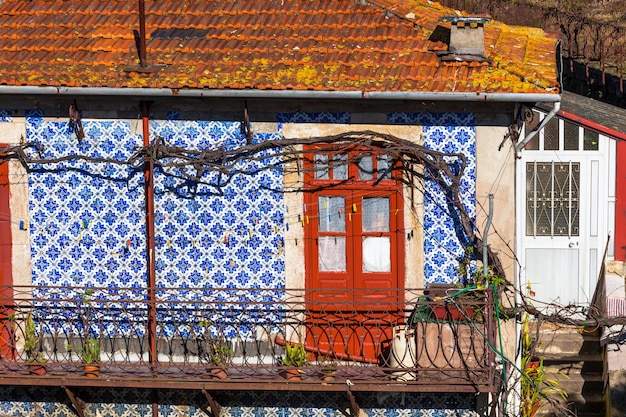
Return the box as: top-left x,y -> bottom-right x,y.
536,331 -> 603,357
547,374 -> 604,394
543,359 -> 604,377
537,392 -> 605,416
561,392 -> 605,410
528,323 -> 606,417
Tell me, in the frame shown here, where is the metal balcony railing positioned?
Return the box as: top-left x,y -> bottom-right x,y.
0,285 -> 497,393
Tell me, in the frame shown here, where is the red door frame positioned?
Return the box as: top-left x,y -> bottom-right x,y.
0,151 -> 14,359
615,140 -> 626,261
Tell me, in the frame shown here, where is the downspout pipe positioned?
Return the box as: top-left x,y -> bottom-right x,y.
138,0 -> 147,67
141,101 -> 157,369
483,194 -> 494,278
515,101 -> 561,156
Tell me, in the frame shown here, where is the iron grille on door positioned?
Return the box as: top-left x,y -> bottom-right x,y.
526,162 -> 580,237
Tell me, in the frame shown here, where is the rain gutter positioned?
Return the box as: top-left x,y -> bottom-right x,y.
0,85 -> 561,103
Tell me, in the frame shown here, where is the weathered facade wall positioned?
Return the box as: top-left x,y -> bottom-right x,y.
0,100 -> 514,416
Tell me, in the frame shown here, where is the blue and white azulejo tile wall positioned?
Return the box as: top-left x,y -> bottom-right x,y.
25,116 -> 287,294
25,111 -> 147,290
149,120 -> 285,291
24,110 -> 476,297
389,112 -> 477,284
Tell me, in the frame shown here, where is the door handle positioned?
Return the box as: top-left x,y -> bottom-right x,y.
568,241 -> 578,248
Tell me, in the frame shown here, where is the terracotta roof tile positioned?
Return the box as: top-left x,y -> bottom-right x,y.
0,0 -> 559,95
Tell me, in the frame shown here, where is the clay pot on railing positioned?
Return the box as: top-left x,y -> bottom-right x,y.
81,337 -> 101,378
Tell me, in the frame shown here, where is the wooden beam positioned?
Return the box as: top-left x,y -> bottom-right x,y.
347,390 -> 359,417
201,389 -> 222,417
63,387 -> 86,417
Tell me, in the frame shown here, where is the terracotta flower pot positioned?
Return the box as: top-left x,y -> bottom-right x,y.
321,370 -> 336,382
84,364 -> 100,378
209,368 -> 227,380
432,305 -> 474,321
282,368 -> 301,381
28,363 -> 46,376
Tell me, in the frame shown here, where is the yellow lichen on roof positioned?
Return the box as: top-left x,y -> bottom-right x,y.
0,0 -> 559,95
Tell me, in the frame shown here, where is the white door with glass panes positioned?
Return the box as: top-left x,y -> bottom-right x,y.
517,109 -> 613,307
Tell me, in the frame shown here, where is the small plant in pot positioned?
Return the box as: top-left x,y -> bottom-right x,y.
206,338 -> 233,379
318,355 -> 337,382
200,319 -> 233,379
23,314 -> 47,375
281,342 -> 308,381
81,336 -> 101,378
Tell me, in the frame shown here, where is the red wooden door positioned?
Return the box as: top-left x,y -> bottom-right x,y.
304,148 -> 404,362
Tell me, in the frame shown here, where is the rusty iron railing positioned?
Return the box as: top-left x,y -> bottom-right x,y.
0,285 -> 497,392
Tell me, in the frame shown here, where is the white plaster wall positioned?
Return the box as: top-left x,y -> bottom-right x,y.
475,125 -> 516,280
475,125 -> 517,360
1,118 -> 32,288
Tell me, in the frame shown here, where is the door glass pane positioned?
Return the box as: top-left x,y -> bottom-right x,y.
524,110 -> 541,150
526,162 -> 579,237
554,163 -> 579,235
315,154 -> 329,180
318,196 -> 345,232
544,118 -> 559,150
319,236 -> 346,272
377,154 -> 392,179
333,154 -> 348,180
362,236 -> 390,272
358,155 -> 373,180
362,197 -> 389,232
564,120 -> 579,150
583,129 -> 599,150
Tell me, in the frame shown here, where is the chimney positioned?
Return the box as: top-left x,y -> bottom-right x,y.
441,16 -> 491,58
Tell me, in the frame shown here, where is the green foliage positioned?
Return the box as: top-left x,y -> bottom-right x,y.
282,343 -> 307,367
208,339 -> 233,366
23,314 -> 46,364
199,319 -> 233,366
520,313 -> 567,417
81,336 -> 101,365
459,246 -> 505,289
318,355 -> 337,374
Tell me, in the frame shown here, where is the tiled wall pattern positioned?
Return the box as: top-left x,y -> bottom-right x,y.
25,111 -> 147,293
0,387 -> 477,417
0,109 -> 11,122
389,113 -> 476,284
9,110 -> 477,416
150,121 -> 284,293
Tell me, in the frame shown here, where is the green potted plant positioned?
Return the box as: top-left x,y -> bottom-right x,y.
281,342 -> 308,381
317,355 -> 337,382
426,283 -> 484,322
80,336 -> 101,377
23,314 -> 47,375
199,319 -> 233,379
